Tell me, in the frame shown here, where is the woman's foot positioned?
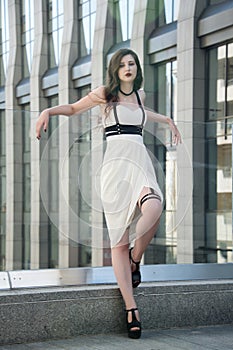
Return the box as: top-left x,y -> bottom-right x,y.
129,248 -> 141,288
126,308 -> 141,339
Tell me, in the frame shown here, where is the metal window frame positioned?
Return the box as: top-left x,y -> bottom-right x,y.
1,263 -> 233,290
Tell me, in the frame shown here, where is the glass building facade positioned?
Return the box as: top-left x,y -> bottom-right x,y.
0,0 -> 232,280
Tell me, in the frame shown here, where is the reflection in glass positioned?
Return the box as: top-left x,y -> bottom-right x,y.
22,106 -> 31,269
158,0 -> 180,26
21,0 -> 34,75
152,60 -> 178,264
208,47 -> 225,120
0,0 -> 9,83
47,96 -> 59,268
78,0 -> 96,56
0,110 -> 6,271
48,0 -> 64,67
119,0 -> 135,41
207,44 -> 233,263
227,43 -> 233,116
69,86 -> 92,267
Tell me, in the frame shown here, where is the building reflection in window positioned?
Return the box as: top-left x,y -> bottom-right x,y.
145,60 -> 177,265
69,86 -> 92,267
0,0 -> 9,85
118,0 -> 135,41
158,0 -> 180,26
47,96 -> 59,268
206,43 -> 233,263
0,110 -> 6,271
78,0 -> 96,57
21,0 -> 34,77
48,0 -> 64,67
113,0 -> 135,43
22,105 -> 31,269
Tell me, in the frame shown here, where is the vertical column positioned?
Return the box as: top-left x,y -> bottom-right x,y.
91,0 -> 109,266
30,0 -> 48,269
58,0 -> 78,268
134,0 -> 156,107
5,0 -> 22,270
176,0 -> 207,263
130,0 -> 148,63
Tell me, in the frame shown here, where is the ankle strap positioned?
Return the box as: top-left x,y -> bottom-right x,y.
129,248 -> 140,265
126,307 -> 138,312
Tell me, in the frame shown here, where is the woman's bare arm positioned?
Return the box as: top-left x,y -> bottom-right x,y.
36,86 -> 106,139
139,90 -> 181,145
146,109 -> 181,145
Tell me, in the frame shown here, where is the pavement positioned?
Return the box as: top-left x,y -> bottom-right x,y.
1,325 -> 233,350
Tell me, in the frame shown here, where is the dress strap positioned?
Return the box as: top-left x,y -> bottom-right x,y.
113,103 -> 120,125
135,90 -> 146,127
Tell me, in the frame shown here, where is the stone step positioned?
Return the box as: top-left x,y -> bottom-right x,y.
0,279 -> 233,345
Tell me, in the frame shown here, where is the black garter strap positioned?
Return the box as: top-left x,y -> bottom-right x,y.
140,192 -> 161,208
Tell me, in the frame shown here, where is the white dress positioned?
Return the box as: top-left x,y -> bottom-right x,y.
100,92 -> 163,247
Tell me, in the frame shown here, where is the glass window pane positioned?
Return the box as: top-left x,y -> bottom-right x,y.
159,0 -> 172,26
128,0 -> 135,38
208,46 -> 226,120
118,0 -> 135,41
157,63 -> 172,117
82,1 -> 90,17
69,86 -> 92,267
48,33 -> 56,68
83,17 -> 90,52
78,0 -> 96,56
227,43 -> 233,116
0,0 -> 9,76
48,0 -> 63,67
206,45 -> 233,264
91,0 -> 96,12
119,0 -> 127,41
153,61 -> 178,264
0,111 -> 6,156
158,0 -> 179,26
21,0 -> 34,74
23,163 -> 31,212
172,61 -> 177,121
0,112 -> 6,270
58,0 -> 64,15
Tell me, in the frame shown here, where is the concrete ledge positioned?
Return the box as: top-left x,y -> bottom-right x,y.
0,280 -> 233,345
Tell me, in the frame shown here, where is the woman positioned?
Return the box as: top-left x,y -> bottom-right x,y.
36,48 -> 181,339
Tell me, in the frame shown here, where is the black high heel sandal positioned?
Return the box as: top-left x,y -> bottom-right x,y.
126,308 -> 141,339
129,247 -> 141,288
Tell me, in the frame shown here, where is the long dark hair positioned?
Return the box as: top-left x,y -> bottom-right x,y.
105,49 -> 143,105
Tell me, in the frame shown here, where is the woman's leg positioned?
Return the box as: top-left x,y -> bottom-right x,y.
111,230 -> 140,330
131,187 -> 163,265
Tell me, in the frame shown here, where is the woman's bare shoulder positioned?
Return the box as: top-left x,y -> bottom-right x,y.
89,86 -> 106,103
138,89 -> 146,103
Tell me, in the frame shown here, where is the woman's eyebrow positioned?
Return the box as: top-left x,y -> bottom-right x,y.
120,60 -> 135,64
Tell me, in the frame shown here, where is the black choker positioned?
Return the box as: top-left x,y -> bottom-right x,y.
119,88 -> 134,96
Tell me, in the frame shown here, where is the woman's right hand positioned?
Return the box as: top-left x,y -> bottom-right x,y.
36,109 -> 50,140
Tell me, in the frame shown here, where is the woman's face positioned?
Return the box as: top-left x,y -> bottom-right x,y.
118,54 -> 137,84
